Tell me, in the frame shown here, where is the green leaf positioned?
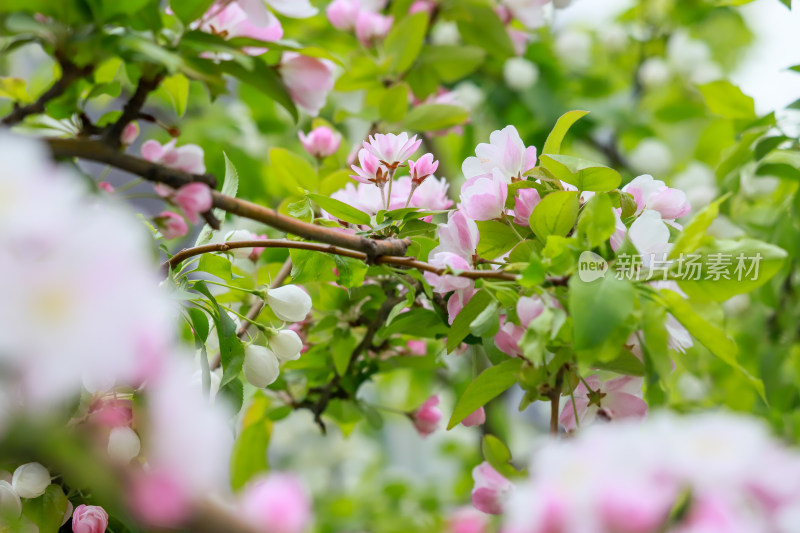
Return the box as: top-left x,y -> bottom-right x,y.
230,394 -> 272,491
307,193 -> 371,225
754,135 -> 791,160
382,308 -> 448,338
755,163 -> 800,181
333,255 -> 369,288
384,11 -> 429,73
542,110 -> 589,156
470,301 -> 500,337
418,45 -> 486,82
593,350 -> 645,376
0,77 -> 30,102
539,155 -> 621,192
529,191 -> 579,242
481,434 -> 517,477
379,83 -> 410,122
287,197 -> 314,223
270,148 -> 318,194
455,4 -> 515,58
22,484 -> 69,533
332,329 -> 358,376
447,290 -> 493,352
403,103 -> 469,132
211,152 -> 239,221
220,60 -> 298,122
159,74 -> 189,117
198,253 -> 233,280
188,307 -> 210,342
170,0 -> 214,24
658,289 -> 765,401
569,274 -> 635,351
669,194 -> 730,258
475,220 -> 521,259
447,358 -> 523,429
698,81 -> 756,119
289,248 -> 337,284
577,193 -> 616,248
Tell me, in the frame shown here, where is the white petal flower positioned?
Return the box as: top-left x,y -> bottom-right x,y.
11,462 -> 50,499
243,345 -> 280,388
266,285 -> 312,322
0,481 -> 21,517
271,329 -> 303,362
107,426 -> 142,463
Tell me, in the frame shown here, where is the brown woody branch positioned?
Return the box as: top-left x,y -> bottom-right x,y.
105,73 -> 165,147
165,239 -> 519,282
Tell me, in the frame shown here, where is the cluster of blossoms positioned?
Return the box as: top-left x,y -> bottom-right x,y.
0,133 -> 312,533
326,0 -> 394,46
503,412 -> 800,533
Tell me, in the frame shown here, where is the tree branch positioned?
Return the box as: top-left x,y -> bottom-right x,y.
104,72 -> 165,147
2,58 -> 93,126
165,239 -> 519,282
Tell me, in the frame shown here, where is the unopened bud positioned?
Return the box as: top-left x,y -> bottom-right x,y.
11,462 -> 50,499
266,285 -> 312,322
271,329 -> 304,362
243,345 -> 280,388
0,481 -> 21,518
108,426 -> 142,463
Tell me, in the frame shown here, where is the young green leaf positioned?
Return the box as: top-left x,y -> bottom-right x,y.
384,12 -> 429,73
447,358 -> 523,429
270,148 -> 318,194
307,193 -> 371,226
447,290 -> 493,352
529,191 -> 579,242
569,274 -> 635,351
541,110 -> 589,156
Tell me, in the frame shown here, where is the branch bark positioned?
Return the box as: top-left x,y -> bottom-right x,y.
104,73 -> 165,147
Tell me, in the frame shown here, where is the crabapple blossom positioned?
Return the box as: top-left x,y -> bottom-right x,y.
350,148 -> 387,186
559,375 -> 647,432
623,174 -> 691,220
237,0 -> 317,24
155,211 -> 188,239
270,329 -> 304,362
406,340 -> 427,356
408,153 -> 439,185
299,126 -> 342,158
266,285 -> 312,322
462,125 -> 537,182
495,316 -> 524,357
501,0 -> 546,29
363,132 -> 421,168
128,468 -> 191,528
0,481 -> 21,517
355,11 -> 394,46
243,345 -> 281,388
409,0 -> 436,14
11,462 -> 50,499
280,53 -> 335,116
411,395 -> 442,437
517,295 -> 545,326
393,176 -> 454,212
225,229 -> 257,259
240,474 -> 312,533
326,0 -> 360,30
447,288 -> 477,325
71,505 -> 108,533
431,210 -> 480,261
199,2 -> 282,55
107,426 -> 142,463
141,139 -> 206,174
173,183 -> 213,224
627,209 -> 672,265
471,462 -> 513,515
121,121 -> 139,145
460,169 -> 509,221
424,252 -> 474,293
513,187 -> 541,225
509,29 -> 531,56
447,507 -> 489,533
461,407 -> 486,427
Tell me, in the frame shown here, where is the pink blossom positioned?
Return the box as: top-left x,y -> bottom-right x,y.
501,0 -> 547,30
626,209 -> 671,265
598,483 -> 674,533
462,125 -> 537,182
299,126 -> 342,158
471,462 -> 513,515
237,0 -> 317,23
400,176 -> 453,211
98,181 -> 114,193
407,340 -> 427,356
350,148 -> 387,186
512,187 -> 540,225
447,507 -> 489,533
121,122 -> 139,145
447,288 -> 476,325
622,174 -> 691,220
424,252 -> 473,293
88,396 -> 133,428
494,316 -> 524,357
128,469 -> 191,528
248,233 -> 270,262
326,0 -> 360,30
409,0 -> 436,14
559,375 -> 647,432
200,2 -> 283,55
355,11 -> 394,46
240,474 -> 312,533
141,139 -> 206,174
363,132 -> 421,167
172,183 -> 213,224
72,505 -> 108,533
460,169 -> 509,221
509,28 -> 530,56
411,395 -> 442,437
517,295 -> 544,326
329,182 -> 383,217
408,153 -> 439,185
155,211 -> 188,239
281,52 -> 335,116
462,407 -> 486,427
432,210 -> 479,261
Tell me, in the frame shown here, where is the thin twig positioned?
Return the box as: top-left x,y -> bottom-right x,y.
105,72 -> 165,147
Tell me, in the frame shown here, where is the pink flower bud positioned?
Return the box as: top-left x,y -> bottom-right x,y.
409,0 -> 436,14
471,462 -> 512,515
408,153 -> 439,185
128,469 -> 190,528
240,474 -> 312,533
326,0 -> 360,30
447,507 -> 489,533
494,316 -> 524,357
299,126 -> 342,158
406,340 -> 427,356
98,181 -> 114,193
355,11 -> 394,46
622,174 -> 690,220
423,252 -> 473,293
141,139 -> 206,174
461,407 -> 486,427
512,187 -> 540,225
172,183 -> 212,224
517,295 -> 544,327
88,397 -> 133,428
121,122 -> 139,145
350,148 -> 387,186
411,395 -> 442,437
72,505 -> 108,533
460,169 -> 509,221
155,211 -> 188,239
447,288 -> 476,325
281,52 -> 335,117
248,233 -> 270,262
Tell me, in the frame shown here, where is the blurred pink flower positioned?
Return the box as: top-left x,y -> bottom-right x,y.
121,122 -> 139,145
173,183 -> 213,224
471,462 -> 513,515
155,211 -> 188,239
240,474 -> 312,533
411,395 -> 442,437
98,181 -> 114,193
355,11 -> 393,46
88,396 -> 133,428
363,132 -> 421,167
462,407 -> 486,427
517,295 -> 544,326
512,187 -> 540,225
237,0 -> 317,23
281,53 -> 335,116
559,375 -> 647,432
141,139 -> 206,174
299,126 -> 341,158
72,505 -> 108,533
326,0 -> 360,30
460,169 -> 509,221
409,0 -> 436,14
447,507 -> 489,533
128,468 -> 191,528
447,288 -> 476,325
200,2 -> 283,55
622,174 -> 690,220
424,252 -> 473,293
494,316 -> 524,357
407,340 -> 427,356
391,176 -> 453,213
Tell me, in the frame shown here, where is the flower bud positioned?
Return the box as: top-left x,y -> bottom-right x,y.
512,188 -> 541,226
0,480 -> 21,518
460,169 -> 509,221
503,57 -> 539,91
517,295 -> 545,327
225,229 -> 256,259
411,395 -> 442,437
266,285 -> 312,322
355,11 -> 394,47
108,426 -> 141,463
271,329 -> 304,362
243,345 -> 280,388
299,126 -> 341,158
173,183 -> 213,224
408,153 -> 439,185
72,505 -> 109,533
98,181 -> 114,193
155,211 -> 188,240
121,122 -> 140,146
461,407 -> 486,427
471,462 -> 512,515
241,474 -> 311,533
12,462 -> 50,499
326,0 -> 359,30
